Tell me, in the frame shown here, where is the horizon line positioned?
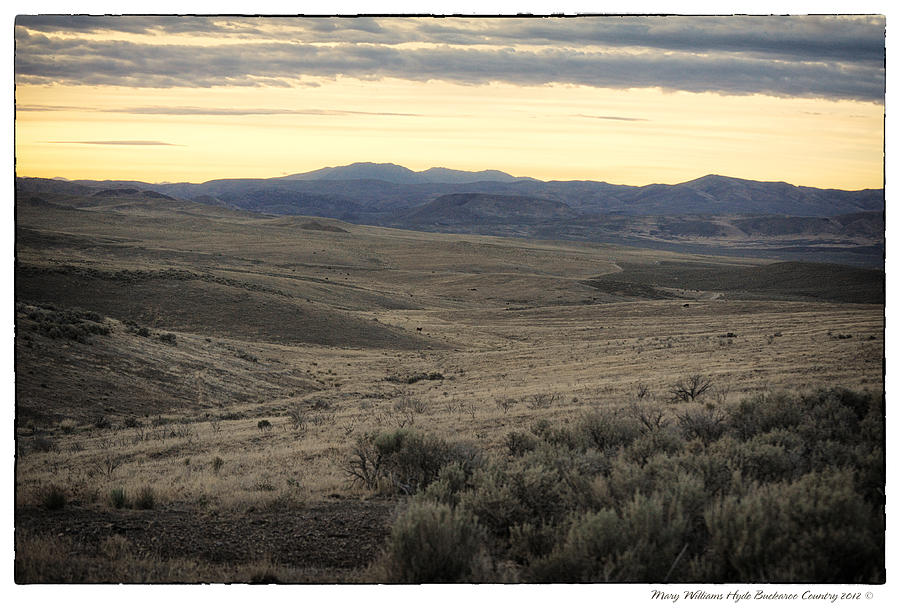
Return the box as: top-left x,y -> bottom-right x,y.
14,164 -> 885,193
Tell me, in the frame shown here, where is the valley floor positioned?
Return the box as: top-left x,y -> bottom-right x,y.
13,190 -> 885,583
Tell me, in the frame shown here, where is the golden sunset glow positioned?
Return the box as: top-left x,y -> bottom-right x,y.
14,15 -> 885,189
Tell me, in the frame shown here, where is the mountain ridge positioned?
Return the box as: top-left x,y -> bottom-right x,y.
15,175 -> 884,268
19,164 -> 882,194
16,162 -> 884,233
275,162 -> 536,184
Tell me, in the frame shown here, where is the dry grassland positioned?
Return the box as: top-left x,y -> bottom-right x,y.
14,193 -> 884,582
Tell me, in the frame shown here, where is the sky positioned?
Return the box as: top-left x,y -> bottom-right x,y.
13,12 -> 887,189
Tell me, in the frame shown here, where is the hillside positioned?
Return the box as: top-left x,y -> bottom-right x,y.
16,166 -> 884,268
398,192 -> 579,227
588,260 -> 884,304
625,175 -> 883,216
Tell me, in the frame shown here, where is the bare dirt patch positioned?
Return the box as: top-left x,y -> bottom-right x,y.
16,499 -> 396,579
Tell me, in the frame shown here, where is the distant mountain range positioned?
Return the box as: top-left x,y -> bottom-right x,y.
22,162 -> 882,218
276,162 -> 536,184
16,163 -> 885,267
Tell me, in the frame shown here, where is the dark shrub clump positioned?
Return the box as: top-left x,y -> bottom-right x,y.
364,388 -> 884,583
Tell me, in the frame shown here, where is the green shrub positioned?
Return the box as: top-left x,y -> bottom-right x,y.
804,387 -> 875,422
675,448 -> 735,497
532,423 -> 580,451
855,448 -> 886,506
676,405 -> 727,444
71,310 -> 98,323
527,508 -> 624,582
798,398 -> 858,445
459,459 -> 571,539
511,443 -> 611,512
109,487 -> 127,509
729,436 -> 803,484
380,501 -> 485,583
577,408 -> 642,454
374,387 -> 884,584
211,456 -> 225,475
505,462 -> 571,525
859,398 -> 886,448
530,481 -> 695,583
725,392 -> 803,440
606,452 -> 676,505
345,429 -> 479,495
422,462 -> 474,508
457,469 -> 527,539
624,426 -> 685,465
505,430 -> 539,456
612,489 -> 690,582
703,469 -> 884,582
375,429 -> 457,493
720,389 -> 882,485
26,305 -> 109,343
508,520 -> 562,564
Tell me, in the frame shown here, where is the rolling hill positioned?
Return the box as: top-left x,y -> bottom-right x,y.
397,192 -> 580,228
16,163 -> 884,267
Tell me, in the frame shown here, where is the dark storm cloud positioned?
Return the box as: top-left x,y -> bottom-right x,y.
16,15 -> 217,35
340,17 -> 386,33
15,15 -> 884,61
14,15 -> 408,43
416,16 -> 886,65
14,15 -> 885,102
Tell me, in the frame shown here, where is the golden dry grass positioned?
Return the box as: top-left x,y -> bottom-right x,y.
16,298 -> 882,512
14,191 -> 884,581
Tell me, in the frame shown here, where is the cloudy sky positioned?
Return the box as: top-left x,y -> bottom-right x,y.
14,13 -> 886,188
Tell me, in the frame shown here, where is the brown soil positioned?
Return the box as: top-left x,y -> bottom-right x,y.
15,499 -> 397,578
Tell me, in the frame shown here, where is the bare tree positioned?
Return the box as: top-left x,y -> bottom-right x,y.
495,397 -> 516,414
668,375 -> 714,403
635,382 -> 652,401
527,393 -> 560,410
343,435 -> 382,490
628,401 -> 669,432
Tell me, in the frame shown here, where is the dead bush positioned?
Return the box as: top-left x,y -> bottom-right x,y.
668,375 -> 713,403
